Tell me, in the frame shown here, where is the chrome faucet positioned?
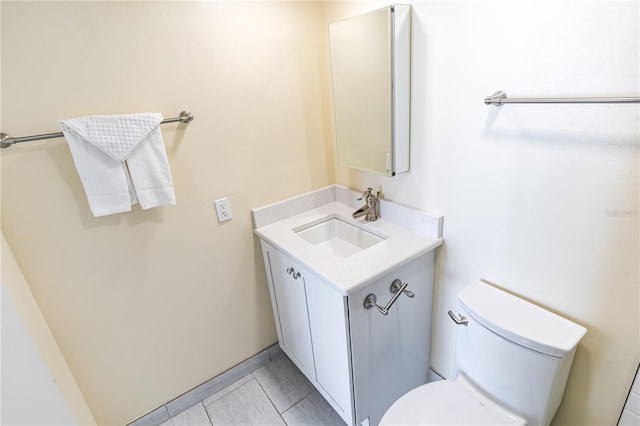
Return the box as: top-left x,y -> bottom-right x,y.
352,188 -> 379,222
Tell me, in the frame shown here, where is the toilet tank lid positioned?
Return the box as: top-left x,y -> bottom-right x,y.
458,282 -> 587,358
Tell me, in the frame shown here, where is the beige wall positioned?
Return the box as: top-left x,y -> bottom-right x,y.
323,1 -> 639,425
1,2 -> 332,424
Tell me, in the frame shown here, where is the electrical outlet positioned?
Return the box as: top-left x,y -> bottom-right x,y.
214,197 -> 232,222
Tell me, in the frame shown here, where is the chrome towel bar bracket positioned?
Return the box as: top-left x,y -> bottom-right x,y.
0,110 -> 194,149
364,279 -> 415,316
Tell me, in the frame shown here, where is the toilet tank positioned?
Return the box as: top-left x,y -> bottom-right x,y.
452,282 -> 587,426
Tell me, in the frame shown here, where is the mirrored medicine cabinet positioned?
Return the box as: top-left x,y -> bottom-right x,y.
329,4 -> 411,176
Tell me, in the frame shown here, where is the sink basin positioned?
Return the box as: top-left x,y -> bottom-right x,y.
294,215 -> 385,258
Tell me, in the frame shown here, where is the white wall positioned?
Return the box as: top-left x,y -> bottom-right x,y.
324,1 -> 639,425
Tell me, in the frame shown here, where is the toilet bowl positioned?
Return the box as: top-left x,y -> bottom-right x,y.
380,281 -> 587,426
380,374 -> 525,425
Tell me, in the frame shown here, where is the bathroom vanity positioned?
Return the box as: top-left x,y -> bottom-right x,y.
252,185 -> 443,426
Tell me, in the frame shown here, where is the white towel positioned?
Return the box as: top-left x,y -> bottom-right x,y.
59,113 -> 176,217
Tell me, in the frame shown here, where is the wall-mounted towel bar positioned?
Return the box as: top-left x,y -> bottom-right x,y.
485,91 -> 640,106
0,110 -> 194,149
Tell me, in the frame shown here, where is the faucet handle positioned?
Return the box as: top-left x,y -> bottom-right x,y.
358,187 -> 374,201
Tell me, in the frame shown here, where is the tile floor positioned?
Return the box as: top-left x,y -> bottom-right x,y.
160,352 -> 346,426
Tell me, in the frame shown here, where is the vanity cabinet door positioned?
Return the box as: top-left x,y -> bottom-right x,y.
306,275 -> 354,425
261,242 -> 315,377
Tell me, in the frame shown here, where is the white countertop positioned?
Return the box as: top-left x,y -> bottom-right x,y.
252,186 -> 444,295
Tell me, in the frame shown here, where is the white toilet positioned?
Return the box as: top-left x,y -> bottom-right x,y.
380,281 -> 587,425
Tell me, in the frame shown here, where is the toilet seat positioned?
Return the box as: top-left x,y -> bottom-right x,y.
380,376 -> 526,426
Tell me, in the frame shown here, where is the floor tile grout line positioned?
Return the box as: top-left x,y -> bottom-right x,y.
253,352 -> 317,418
202,373 -> 256,410
201,402 -> 214,426
166,373 -> 262,425
259,376 -> 315,423
208,375 -> 289,426
205,376 -> 258,411
253,374 -> 284,417
280,389 -> 313,418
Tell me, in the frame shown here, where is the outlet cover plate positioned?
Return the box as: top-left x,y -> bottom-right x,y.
214,197 -> 232,222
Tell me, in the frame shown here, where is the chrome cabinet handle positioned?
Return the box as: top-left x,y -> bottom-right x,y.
286,267 -> 301,280
364,280 -> 413,316
448,310 -> 468,326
